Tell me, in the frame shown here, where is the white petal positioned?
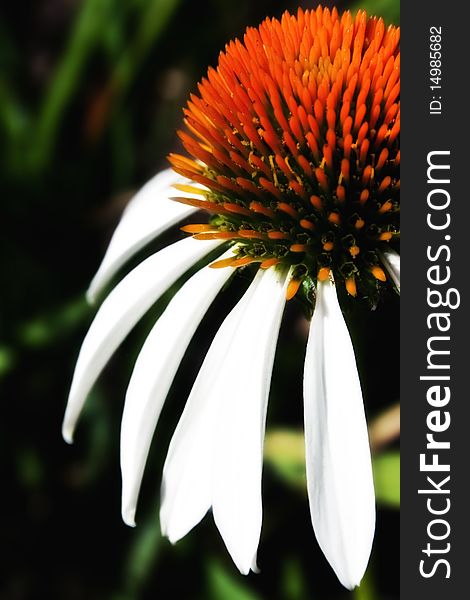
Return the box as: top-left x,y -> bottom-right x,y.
380,248 -> 400,291
212,266 -> 288,574
87,169 -> 198,303
160,267 -> 288,575
303,279 -> 375,590
62,237 -> 223,444
120,250 -> 235,527
159,275 -> 261,545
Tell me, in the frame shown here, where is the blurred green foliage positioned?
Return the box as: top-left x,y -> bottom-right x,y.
372,452 -> 400,508
207,561 -> 263,600
352,0 -> 399,23
1,1 -> 399,598
264,429 -> 400,509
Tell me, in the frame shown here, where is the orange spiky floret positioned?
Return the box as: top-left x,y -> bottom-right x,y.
169,5 -> 400,301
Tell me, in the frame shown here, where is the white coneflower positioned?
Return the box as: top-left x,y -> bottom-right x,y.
63,5 -> 400,590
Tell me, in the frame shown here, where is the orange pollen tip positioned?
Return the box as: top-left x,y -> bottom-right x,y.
260,257 -> 280,269
310,195 -> 323,211
249,201 -> 275,218
362,166 -> 374,186
336,185 -> 346,202
231,257 -> 257,267
315,168 -> 329,191
355,218 -> 365,230
238,229 -> 265,240
168,153 -> 203,174
169,9 -> 400,267
223,202 -> 252,216
170,196 -> 221,212
318,267 -> 331,282
193,231 -> 237,240
341,159 -> 350,183
290,244 -> 308,253
346,277 -> 357,297
300,219 -> 315,231
371,265 -> 387,281
286,278 -> 303,301
328,212 -> 341,225
209,256 -> 236,269
180,223 -> 214,233
379,200 -> 393,214
379,176 -> 392,193
277,202 -> 299,218
268,231 -> 291,240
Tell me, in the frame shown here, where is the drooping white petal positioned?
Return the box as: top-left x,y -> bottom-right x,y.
211,266 -> 288,574
62,237 -> 223,444
120,250 -> 235,527
380,248 -> 400,292
160,267 -> 288,575
87,169 -> 199,303
303,279 -> 375,590
159,275 -> 262,546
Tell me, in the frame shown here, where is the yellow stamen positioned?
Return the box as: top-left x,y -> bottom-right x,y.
260,258 -> 280,269
238,229 -> 265,240
209,256 -> 236,269
180,224 -> 214,233
355,218 -> 365,230
378,176 -> 392,193
346,277 -> 357,297
336,185 -> 346,202
249,201 -> 275,218
318,267 -> 331,281
299,219 -> 315,231
277,202 -> 299,219
173,183 -> 206,196
231,257 -> 258,267
379,200 -> 393,214
268,231 -> 291,240
290,244 -> 308,252
310,195 -> 323,211
286,278 -> 303,300
328,212 -> 341,225
193,231 -> 237,240
371,265 -> 387,281
171,196 -> 225,213
223,202 -> 252,217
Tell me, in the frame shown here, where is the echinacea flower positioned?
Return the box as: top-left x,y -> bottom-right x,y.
63,5 -> 400,590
